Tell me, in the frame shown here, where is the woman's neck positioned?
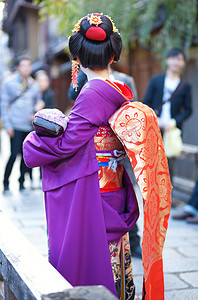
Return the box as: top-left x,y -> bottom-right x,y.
83,68 -> 110,81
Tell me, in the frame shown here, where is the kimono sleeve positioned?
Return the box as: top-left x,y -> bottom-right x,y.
23,111 -> 98,168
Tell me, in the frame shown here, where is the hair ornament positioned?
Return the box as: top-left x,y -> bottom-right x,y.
87,13 -> 103,26
85,26 -> 106,41
72,13 -> 118,35
71,60 -> 80,91
72,17 -> 84,33
105,15 -> 118,33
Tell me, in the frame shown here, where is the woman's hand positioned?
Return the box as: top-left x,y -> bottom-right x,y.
34,100 -> 45,112
7,128 -> 14,138
165,118 -> 176,131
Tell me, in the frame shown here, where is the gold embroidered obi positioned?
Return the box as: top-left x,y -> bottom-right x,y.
94,126 -> 125,193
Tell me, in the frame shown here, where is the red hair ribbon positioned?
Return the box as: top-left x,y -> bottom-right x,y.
85,26 -> 106,41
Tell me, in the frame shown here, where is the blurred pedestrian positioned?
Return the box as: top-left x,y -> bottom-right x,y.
109,66 -> 138,101
1,56 -> 42,195
68,66 -> 138,102
35,70 -> 54,108
143,48 -> 192,205
67,68 -> 87,101
172,179 -> 198,223
33,70 -> 55,188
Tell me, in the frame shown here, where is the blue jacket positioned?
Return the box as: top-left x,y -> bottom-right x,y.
1,73 -> 41,131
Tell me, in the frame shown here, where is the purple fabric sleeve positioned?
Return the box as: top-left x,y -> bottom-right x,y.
23,113 -> 98,167
23,79 -> 126,169
23,113 -> 100,191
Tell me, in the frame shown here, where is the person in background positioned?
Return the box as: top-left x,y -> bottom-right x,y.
109,67 -> 138,101
143,48 -> 192,206
67,68 -> 87,101
1,56 -> 42,195
68,64 -> 142,259
67,66 -> 138,103
172,179 -> 198,223
35,70 -> 54,109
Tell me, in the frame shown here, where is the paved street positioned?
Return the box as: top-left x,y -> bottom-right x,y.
0,129 -> 198,299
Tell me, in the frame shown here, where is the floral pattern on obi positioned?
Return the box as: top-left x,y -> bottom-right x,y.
94,126 -> 125,193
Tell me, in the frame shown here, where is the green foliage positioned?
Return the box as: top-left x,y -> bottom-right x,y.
147,0 -> 198,58
34,0 -> 198,58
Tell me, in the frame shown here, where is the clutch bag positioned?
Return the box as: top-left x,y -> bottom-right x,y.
32,108 -> 68,137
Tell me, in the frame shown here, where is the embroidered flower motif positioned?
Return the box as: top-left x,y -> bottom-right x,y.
157,173 -> 172,205
88,13 -> 103,26
137,127 -> 158,169
137,169 -> 150,198
148,189 -> 158,228
116,112 -> 146,144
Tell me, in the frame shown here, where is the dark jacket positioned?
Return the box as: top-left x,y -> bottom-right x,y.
143,73 -> 192,130
43,88 -> 54,108
67,70 -> 87,101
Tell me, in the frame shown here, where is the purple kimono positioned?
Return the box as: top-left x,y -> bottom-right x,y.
23,79 -> 139,296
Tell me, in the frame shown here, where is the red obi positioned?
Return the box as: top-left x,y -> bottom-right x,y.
94,126 -> 125,193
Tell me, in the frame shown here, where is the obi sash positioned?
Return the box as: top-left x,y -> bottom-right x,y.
109,101 -> 172,300
94,126 -> 125,193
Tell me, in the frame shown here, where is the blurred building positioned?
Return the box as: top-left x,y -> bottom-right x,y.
0,29 -> 12,82
2,0 -> 71,113
0,2 -> 12,82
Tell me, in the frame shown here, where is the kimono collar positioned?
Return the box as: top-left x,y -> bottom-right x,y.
104,79 -> 134,101
81,78 -> 134,110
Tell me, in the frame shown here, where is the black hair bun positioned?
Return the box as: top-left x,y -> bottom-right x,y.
69,13 -> 122,69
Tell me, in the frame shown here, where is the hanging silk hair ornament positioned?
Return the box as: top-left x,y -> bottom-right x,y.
72,60 -> 80,91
